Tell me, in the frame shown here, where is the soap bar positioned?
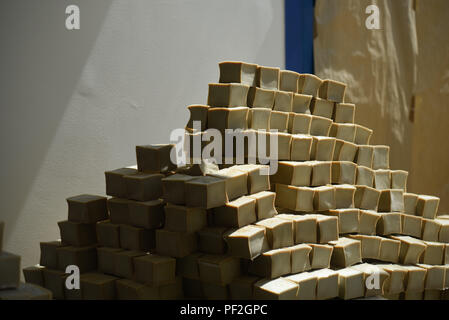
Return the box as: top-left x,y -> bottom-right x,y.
273,91 -> 293,112
276,132 -> 293,161
40,240 -> 66,269
312,214 -> 339,243
272,161 -> 312,187
226,225 -> 266,260
310,97 -> 334,119
292,93 -> 312,113
356,166 -> 374,187
401,214 -> 422,238
391,235 -> 427,264
253,278 -> 298,300
298,74 -> 322,96
136,144 -> 176,173
333,139 -> 358,161
354,125 -> 373,145
58,220 -> 97,246
219,61 -> 257,86
186,104 -> 209,131
378,237 -> 401,263
128,199 -> 165,229
114,250 -> 146,279
329,237 -> 362,267
247,87 -> 275,108
310,136 -> 336,161
207,107 -> 249,132
0,282 -> 53,300
308,244 -> 333,269
248,248 -> 291,278
185,176 -> 227,209
333,184 -> 356,209
247,191 -> 277,220
56,245 -> 97,273
256,66 -> 280,90
319,79 -> 346,102
334,103 -> 355,123
350,263 -> 389,297
256,217 -> 293,249
337,268 -> 364,300
416,264 -> 446,290
96,220 -> 120,248
289,113 -> 312,134
198,255 -> 241,285
377,212 -> 402,235
214,196 -> 256,228
437,219 -> 449,243
372,145 -> 390,169
285,272 -> 317,300
311,160 -> 332,186
42,269 -> 67,300
277,213 -> 317,243
313,186 -> 336,211
309,115 -> 333,136
0,252 -> 21,289
349,235 -> 381,260
329,123 -> 356,143
105,168 -> 138,198
420,241 -> 445,265
229,275 -> 260,300
234,164 -> 270,194
290,134 -> 313,160
164,204 -> 207,233
107,198 -> 131,225
354,186 -> 381,211
161,174 -> 194,205
378,189 -> 404,212
176,252 -> 203,280
198,227 -> 228,254
248,108 -> 271,129
356,145 -> 374,168
207,83 -> 249,107
373,169 -> 391,190
327,208 -> 359,234
358,210 -> 382,235
332,161 -> 357,185
290,244 -> 312,273
81,273 -> 118,300
134,254 -> 176,286
124,172 -> 163,202
422,219 -> 441,242
155,229 -> 197,258
66,194 -> 108,224
403,193 -> 418,215
310,269 -> 339,300
275,184 -> 314,212
119,224 -> 155,251
390,170 -> 408,191
97,247 -> 123,275
377,264 -> 407,295
399,265 -> 426,293
270,110 -> 289,132
209,167 -> 249,201
22,265 -> 45,287
416,195 -> 440,219
279,70 -> 300,92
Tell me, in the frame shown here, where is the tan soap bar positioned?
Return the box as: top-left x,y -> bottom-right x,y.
329,237 -> 362,267
354,124 -> 373,145
333,184 -> 355,209
372,145 -> 390,170
373,169 -> 391,190
96,220 -> 120,248
378,237 -> 401,263
420,241 -> 445,265
273,91 -> 293,112
270,110 -> 289,132
247,87 -> 275,108
0,282 -> 53,300
437,219 -> 449,243
310,136 -> 336,161
277,213 -> 317,243
358,210 -> 382,235
124,172 -> 163,202
329,123 -> 356,143
120,224 -> 154,251
289,113 -> 312,134
40,240 -> 66,269
136,144 -> 176,173
399,265 -> 426,293
377,264 -> 407,295
327,208 -> 359,234
80,273 -> 118,300
285,272 -> 317,300
349,235 -> 381,260
256,65 -> 280,90
290,134 -> 313,160
311,160 -> 332,186
185,176 -> 227,209
155,229 -> 197,258
401,214 -> 422,238
313,185 -> 336,211
274,132 -> 293,160
229,275 -> 260,300
164,204 -> 207,233
290,244 -> 312,273
391,235 -> 427,264
310,268 -> 339,300
176,252 -> 203,280
219,61 -> 257,86
209,167 -> 248,201
390,170 -> 408,191
247,191 -> 277,220
105,167 -> 138,198
207,83 -> 249,107
186,104 -> 209,131
319,79 -> 346,102
214,196 -> 256,228
334,103 -> 355,123
356,165 -> 374,187
107,197 -> 131,225
332,161 -> 357,184
377,212 -> 402,235
0,252 -> 21,290
279,70 -> 300,92
275,184 -> 314,212
309,214 -> 339,243
129,199 -> 165,229
309,115 -> 333,136
114,250 -> 146,279
248,247 -> 291,279
310,97 -> 334,119
97,247 -> 123,275
58,220 -> 96,246
337,268 -> 364,300
253,278 -> 298,300
23,265 -> 45,287
234,164 -> 270,194
333,139 -> 358,161
67,194 -> 108,224
354,185 -> 381,211
198,255 -> 241,285
207,107 -> 249,132
42,268 -> 67,300
298,74 -> 322,96
248,108 -> 271,129
416,264 -> 446,290
350,263 -> 389,297
134,254 -> 176,286
416,195 -> 440,219
422,218 -> 441,242
308,243 -> 333,269
161,173 -> 194,205
256,217 -> 293,249
226,225 -> 266,260
56,245 -> 97,273
403,193 -> 418,215
272,161 -> 312,186
356,145 -> 374,168
198,227 -> 228,255
292,93 -> 312,114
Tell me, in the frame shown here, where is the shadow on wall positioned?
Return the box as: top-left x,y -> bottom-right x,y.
0,0 -> 112,243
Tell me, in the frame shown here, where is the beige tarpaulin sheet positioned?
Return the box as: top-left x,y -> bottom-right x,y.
314,0 -> 449,212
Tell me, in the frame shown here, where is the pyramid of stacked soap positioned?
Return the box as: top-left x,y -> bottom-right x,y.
23,61 -> 449,300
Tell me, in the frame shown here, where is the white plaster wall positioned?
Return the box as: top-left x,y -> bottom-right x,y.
0,0 -> 284,270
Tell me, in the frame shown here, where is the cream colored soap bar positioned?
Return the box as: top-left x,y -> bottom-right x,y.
298,74 -> 322,96
401,214 -> 422,238
334,184 -> 356,208
219,61 -> 258,86
248,108 -> 271,129
356,165 -> 374,187
198,255 -> 241,285
416,264 -> 446,290
373,169 -> 391,190
349,235 -> 381,260
229,275 -> 260,300
379,237 -> 401,263
155,229 -> 197,258
289,113 -> 311,134
277,213 -> 317,243
290,244 -> 312,273
422,218 -> 441,242
403,193 -> 418,215
186,104 -> 209,131
310,214 -> 339,243
247,191 -> 277,220
214,196 -> 256,228
165,204 -> 207,233
420,241 -> 445,265
313,186 -> 336,211
329,123 -> 356,143
350,263 -> 389,297
377,212 -> 402,235
207,83 -> 250,107
390,170 -> 408,191
129,199 -> 165,229
358,210 -> 382,235
209,167 -> 249,201
275,132 -> 293,160
0,252 -> 21,290
354,124 -> 373,145
310,115 -> 333,136
96,220 -> 120,248
310,136 -> 336,161
337,268 -> 364,300
292,93 -> 312,113
270,110 -> 289,132
273,91 -> 293,112
256,217 -> 293,249
354,186 -> 381,211
290,134 -> 313,160
234,164 -> 270,194
332,161 -> 357,185
308,243 -> 333,269
309,269 -> 339,300
310,97 -> 334,119
329,237 -> 362,267
226,225 -> 266,260
311,160 -> 332,186
256,66 -> 280,90
285,272 -> 317,300
327,208 -> 359,234
319,79 -> 346,102
378,264 -> 407,295
248,247 -> 291,279
207,107 -> 249,132
334,103 -> 355,123
416,195 -> 440,219
392,235 -> 427,264
253,278 -> 298,300
279,70 -> 300,92
356,145 -> 374,168
333,139 -> 358,161
399,265 -> 426,293
372,145 -> 390,170
272,161 -> 312,187
185,176 -> 227,209
247,87 -> 275,108
275,184 -> 314,212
